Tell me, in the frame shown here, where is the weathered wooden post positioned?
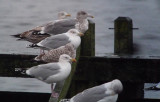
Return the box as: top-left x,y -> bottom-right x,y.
49,20 -> 95,102
80,20 -> 95,56
114,17 -> 133,54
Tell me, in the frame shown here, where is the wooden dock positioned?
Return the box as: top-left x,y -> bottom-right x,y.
0,18 -> 160,102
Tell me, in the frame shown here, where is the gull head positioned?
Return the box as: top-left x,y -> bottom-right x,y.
111,79 -> 123,94
76,11 -> 94,20
58,11 -> 71,19
67,29 -> 84,37
59,54 -> 76,63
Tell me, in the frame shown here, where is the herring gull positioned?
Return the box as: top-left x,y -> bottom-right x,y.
11,11 -> 93,44
11,11 -> 71,44
29,29 -> 83,50
15,54 -> 76,97
60,79 -> 123,102
41,11 -> 94,34
34,43 -> 76,62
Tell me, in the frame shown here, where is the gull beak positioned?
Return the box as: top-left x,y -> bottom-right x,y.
87,14 -> 94,18
66,14 -> 71,17
78,32 -> 84,36
71,58 -> 77,62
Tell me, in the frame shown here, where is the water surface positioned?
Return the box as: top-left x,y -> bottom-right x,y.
0,0 -> 160,56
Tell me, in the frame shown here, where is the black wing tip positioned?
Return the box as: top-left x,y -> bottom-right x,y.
15,68 -> 26,74
28,43 -> 40,48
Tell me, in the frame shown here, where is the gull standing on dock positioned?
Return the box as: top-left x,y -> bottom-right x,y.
34,43 -> 76,62
11,11 -> 71,44
29,29 -> 83,51
60,79 -> 123,102
15,54 -> 76,97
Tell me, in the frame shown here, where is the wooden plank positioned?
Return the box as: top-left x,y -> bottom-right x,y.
73,56 -> 160,82
0,92 -> 50,102
0,77 -> 50,93
0,54 -> 40,77
65,56 -> 160,100
1,55 -> 160,82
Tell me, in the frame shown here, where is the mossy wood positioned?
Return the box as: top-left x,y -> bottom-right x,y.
48,47 -> 80,102
74,56 -> 160,82
67,56 -> 160,100
114,17 -> 133,54
80,20 -> 95,56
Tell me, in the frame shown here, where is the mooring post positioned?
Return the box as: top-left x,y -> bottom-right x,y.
114,17 -> 133,54
80,20 -> 95,56
49,20 -> 95,102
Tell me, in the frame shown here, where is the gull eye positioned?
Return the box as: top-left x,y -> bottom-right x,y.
71,31 -> 75,34
65,56 -> 68,59
81,11 -> 86,15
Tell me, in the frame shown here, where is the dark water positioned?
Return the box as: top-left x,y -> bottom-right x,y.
1,0 -> 160,56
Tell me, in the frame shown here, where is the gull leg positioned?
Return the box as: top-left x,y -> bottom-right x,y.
40,49 -> 45,54
51,83 -> 59,98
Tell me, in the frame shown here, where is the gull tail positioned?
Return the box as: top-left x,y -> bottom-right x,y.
34,53 -> 45,61
15,68 -> 27,74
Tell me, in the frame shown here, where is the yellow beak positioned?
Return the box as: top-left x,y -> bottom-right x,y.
71,58 -> 77,62
66,14 -> 71,17
90,16 -> 94,18
88,15 -> 94,18
79,32 -> 84,36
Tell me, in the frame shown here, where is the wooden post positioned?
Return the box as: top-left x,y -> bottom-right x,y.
80,20 -> 95,56
114,17 -> 133,54
49,20 -> 95,101
49,47 -> 81,102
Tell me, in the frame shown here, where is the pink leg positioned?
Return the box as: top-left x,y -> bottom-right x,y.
40,49 -> 45,54
51,83 -> 59,98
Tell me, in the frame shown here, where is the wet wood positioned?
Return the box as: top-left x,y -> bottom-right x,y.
48,47 -> 81,102
114,17 -> 133,54
80,20 -> 95,56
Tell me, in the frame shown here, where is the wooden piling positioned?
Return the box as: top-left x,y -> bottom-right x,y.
114,17 -> 133,54
48,20 -> 95,102
80,20 -> 95,56
48,47 -> 81,102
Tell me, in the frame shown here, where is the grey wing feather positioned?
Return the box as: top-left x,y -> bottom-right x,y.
72,84 -> 107,102
28,63 -> 60,81
44,19 -> 76,35
39,34 -> 70,49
